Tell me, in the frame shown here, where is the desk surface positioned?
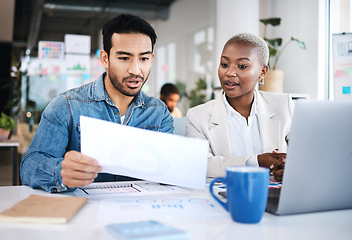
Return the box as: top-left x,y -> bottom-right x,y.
0,185 -> 351,240
0,141 -> 19,147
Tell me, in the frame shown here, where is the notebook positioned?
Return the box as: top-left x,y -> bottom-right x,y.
266,100 -> 352,215
0,195 -> 87,224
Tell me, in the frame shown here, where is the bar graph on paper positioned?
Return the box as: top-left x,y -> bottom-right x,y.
137,198 -> 216,210
98,197 -> 228,219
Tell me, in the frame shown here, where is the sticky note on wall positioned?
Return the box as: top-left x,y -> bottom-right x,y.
342,86 -> 351,94
344,67 -> 352,76
335,70 -> 344,78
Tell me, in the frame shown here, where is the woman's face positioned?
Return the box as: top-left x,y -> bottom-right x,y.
218,41 -> 267,101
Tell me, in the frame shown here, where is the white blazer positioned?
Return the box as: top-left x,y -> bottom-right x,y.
186,89 -> 294,177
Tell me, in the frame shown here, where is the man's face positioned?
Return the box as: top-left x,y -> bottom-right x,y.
102,33 -> 154,97
161,93 -> 180,112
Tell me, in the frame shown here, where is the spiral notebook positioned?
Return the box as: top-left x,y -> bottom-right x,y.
74,181 -> 188,198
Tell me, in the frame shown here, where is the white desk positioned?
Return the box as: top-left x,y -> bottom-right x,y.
0,185 -> 351,240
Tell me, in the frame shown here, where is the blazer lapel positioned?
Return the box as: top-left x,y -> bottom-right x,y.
208,93 -> 232,157
256,90 -> 281,152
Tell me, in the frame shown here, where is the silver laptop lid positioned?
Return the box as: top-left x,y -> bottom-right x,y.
277,100 -> 352,215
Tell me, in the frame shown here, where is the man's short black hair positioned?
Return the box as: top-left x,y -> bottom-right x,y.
160,83 -> 180,97
102,14 -> 157,57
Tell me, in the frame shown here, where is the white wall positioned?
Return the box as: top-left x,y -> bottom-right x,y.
260,0 -> 320,99
150,0 -> 322,100
215,0 -> 260,88
149,0 -> 215,97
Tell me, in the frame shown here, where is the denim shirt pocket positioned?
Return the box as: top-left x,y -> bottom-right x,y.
141,125 -> 162,132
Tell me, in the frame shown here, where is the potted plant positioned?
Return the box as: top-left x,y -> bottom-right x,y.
259,18 -> 306,92
176,77 -> 215,110
0,112 -> 16,141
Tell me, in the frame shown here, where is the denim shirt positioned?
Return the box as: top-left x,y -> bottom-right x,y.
20,72 -> 174,193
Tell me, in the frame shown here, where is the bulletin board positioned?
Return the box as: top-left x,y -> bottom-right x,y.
332,33 -> 352,100
38,41 -> 64,59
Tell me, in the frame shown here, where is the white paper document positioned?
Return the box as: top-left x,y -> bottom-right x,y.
97,195 -> 228,221
80,116 -> 209,190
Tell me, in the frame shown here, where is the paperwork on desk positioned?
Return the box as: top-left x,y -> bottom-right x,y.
97,194 -> 228,221
80,116 -> 209,190
74,181 -> 189,198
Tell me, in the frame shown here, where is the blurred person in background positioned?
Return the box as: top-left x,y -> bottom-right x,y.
160,83 -> 183,118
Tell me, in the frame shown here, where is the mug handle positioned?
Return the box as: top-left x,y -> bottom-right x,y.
209,177 -> 228,211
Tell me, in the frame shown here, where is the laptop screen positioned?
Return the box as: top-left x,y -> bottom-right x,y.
274,100 -> 352,215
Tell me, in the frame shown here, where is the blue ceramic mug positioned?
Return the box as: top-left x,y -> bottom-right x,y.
209,166 -> 269,224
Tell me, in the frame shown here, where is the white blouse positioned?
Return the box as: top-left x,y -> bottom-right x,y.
223,92 -> 262,166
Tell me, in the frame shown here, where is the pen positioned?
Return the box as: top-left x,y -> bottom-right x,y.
79,187 -> 89,195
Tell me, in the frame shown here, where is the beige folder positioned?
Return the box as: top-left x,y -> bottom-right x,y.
0,194 -> 88,224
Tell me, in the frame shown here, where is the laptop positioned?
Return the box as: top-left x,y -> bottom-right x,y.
266,100 -> 352,215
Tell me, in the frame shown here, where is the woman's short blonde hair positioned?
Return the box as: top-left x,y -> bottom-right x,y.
226,33 -> 269,66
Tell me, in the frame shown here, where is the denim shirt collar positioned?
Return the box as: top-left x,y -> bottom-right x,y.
93,72 -> 145,109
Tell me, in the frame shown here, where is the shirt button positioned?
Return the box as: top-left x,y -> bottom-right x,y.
114,112 -> 118,115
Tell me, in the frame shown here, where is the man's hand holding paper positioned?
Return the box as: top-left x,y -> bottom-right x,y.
80,116 -> 208,190
61,151 -> 103,188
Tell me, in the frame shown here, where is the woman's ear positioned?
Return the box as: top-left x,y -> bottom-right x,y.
100,50 -> 109,68
261,65 -> 269,77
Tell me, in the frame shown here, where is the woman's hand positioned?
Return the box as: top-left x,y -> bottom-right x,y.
258,151 -> 286,182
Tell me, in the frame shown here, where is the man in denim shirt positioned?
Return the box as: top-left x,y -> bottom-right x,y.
20,14 -> 174,193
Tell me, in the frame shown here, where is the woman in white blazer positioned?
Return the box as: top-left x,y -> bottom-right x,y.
186,33 -> 294,181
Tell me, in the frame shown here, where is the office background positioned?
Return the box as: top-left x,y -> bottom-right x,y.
0,0 -> 350,185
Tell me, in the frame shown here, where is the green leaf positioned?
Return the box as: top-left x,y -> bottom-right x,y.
259,18 -> 281,26
268,46 -> 279,57
298,41 -> 306,49
291,37 -> 306,49
0,112 -> 16,130
196,78 -> 207,90
264,38 -> 282,48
